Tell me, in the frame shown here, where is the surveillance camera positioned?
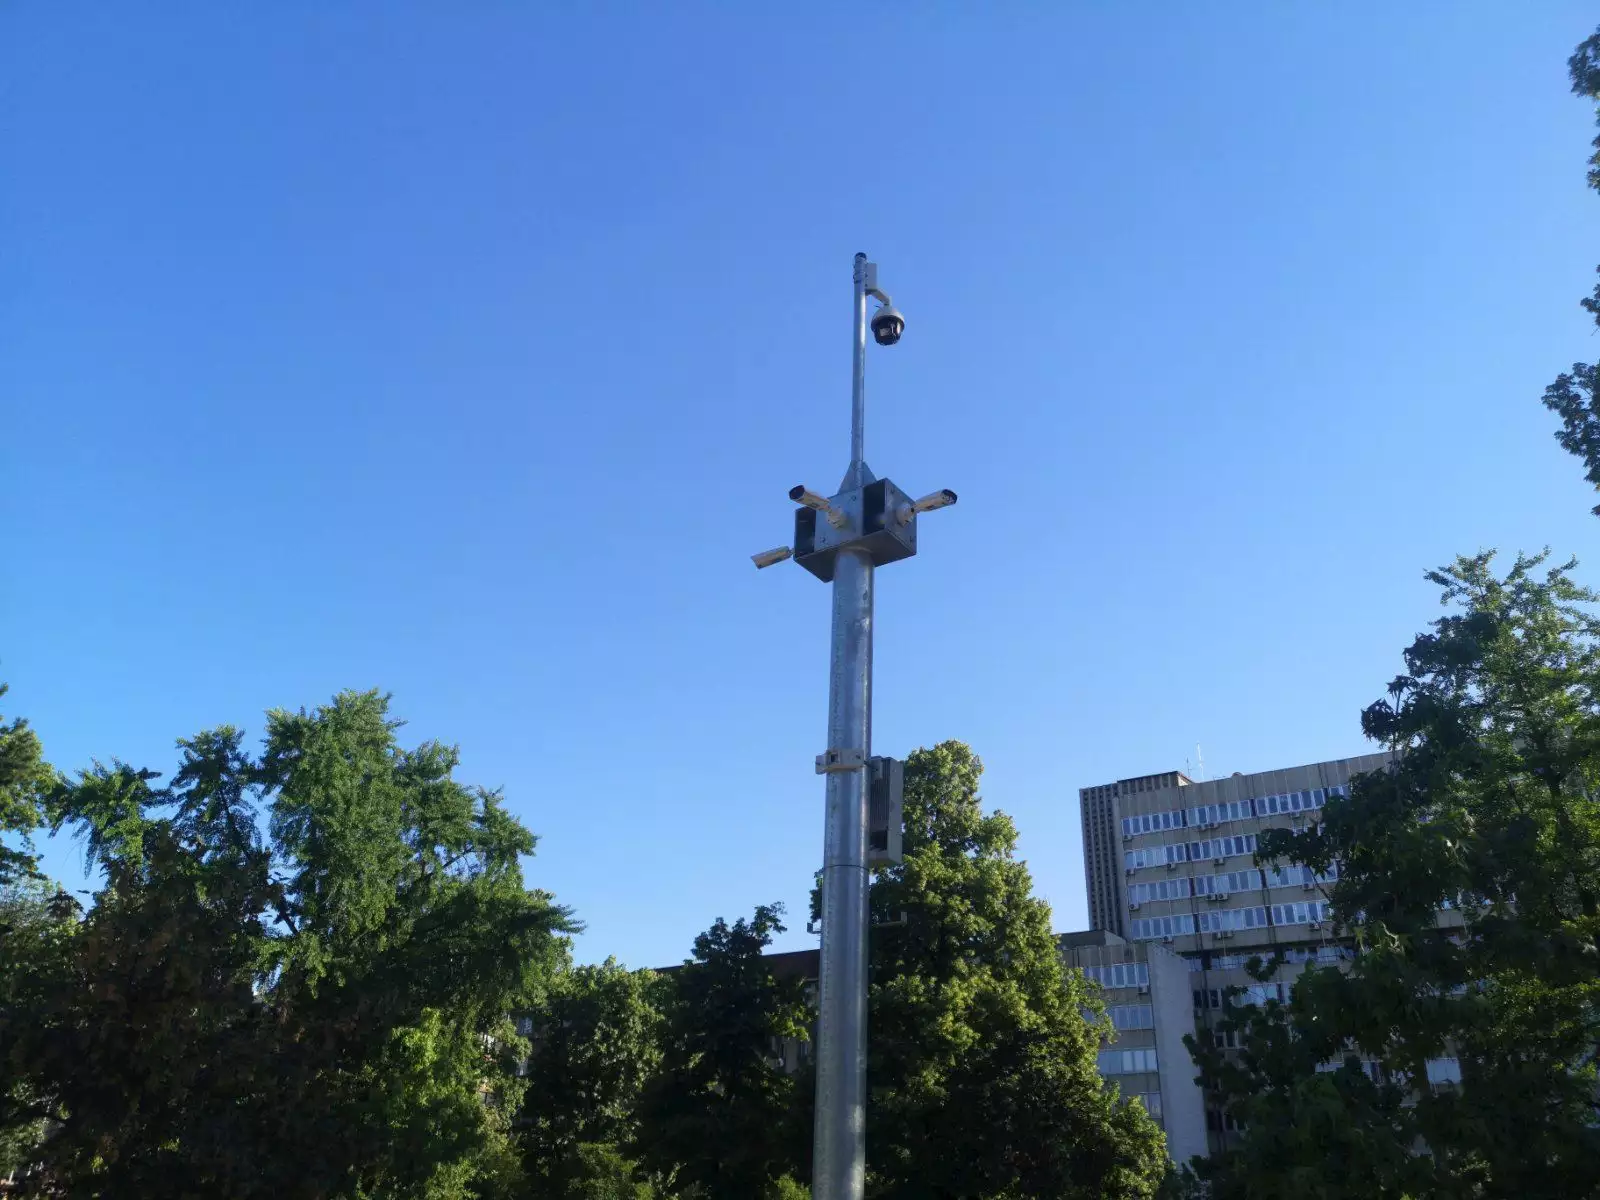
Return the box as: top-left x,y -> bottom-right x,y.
751,546 -> 793,569
896,489 -> 958,525
789,485 -> 849,527
911,488 -> 957,514
870,305 -> 905,346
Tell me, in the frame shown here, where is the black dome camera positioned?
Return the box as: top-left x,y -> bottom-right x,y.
870,305 -> 905,346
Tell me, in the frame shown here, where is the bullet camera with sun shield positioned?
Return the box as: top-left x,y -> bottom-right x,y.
870,304 -> 905,346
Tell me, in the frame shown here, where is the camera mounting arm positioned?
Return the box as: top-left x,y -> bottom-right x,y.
863,261 -> 893,309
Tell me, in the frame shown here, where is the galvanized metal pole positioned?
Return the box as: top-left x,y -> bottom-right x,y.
752,251 -> 950,1197
811,254 -> 874,1200
848,253 -> 869,473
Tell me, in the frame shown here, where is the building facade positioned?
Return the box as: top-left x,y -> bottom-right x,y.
1080,770 -> 1191,934
1079,754 -> 1386,950
1076,752 -> 1392,1148
1057,930 -> 1208,1166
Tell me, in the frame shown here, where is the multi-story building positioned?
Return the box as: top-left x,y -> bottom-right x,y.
1080,770 -> 1191,933
1057,930 -> 1208,1166
1076,752 -> 1392,1148
1079,755 -> 1387,950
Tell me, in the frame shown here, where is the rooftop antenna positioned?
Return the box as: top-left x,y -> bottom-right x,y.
1196,743 -> 1205,782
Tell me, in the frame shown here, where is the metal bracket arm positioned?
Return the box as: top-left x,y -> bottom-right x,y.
815,747 -> 867,774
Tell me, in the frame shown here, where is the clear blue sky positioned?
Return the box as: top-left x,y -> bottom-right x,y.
4,5 -> 1598,969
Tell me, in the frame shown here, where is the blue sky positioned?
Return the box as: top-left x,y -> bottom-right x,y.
4,5 -> 1598,969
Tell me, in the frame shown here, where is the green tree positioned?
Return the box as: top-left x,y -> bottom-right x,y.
0,876 -> 76,1184
547,1142 -> 658,1200
0,690 -> 573,1199
0,684 -> 51,885
0,684 -> 66,1184
1541,28 -> 1600,510
251,692 -> 571,1198
1191,26 -> 1600,1196
1189,554 -> 1600,1199
633,904 -> 811,1199
0,748 -> 284,1197
862,741 -> 1169,1199
520,958 -> 666,1196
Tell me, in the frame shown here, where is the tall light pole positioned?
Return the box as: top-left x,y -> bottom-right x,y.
751,253 -> 956,1200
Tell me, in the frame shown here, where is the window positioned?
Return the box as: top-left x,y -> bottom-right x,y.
1126,831 -> 1283,874
1196,909 -> 1232,933
1121,807 -> 1189,838
1197,905 -> 1268,933
1270,900 -> 1330,927
1198,982 -> 1289,1008
1253,786 -> 1344,817
1129,877 -> 1192,904
1318,1057 -> 1381,1082
1098,1047 -> 1159,1075
1425,1058 -> 1462,1085
1132,913 -> 1196,941
1206,1108 -> 1247,1133
1082,962 -> 1149,989
1239,983 -> 1289,1006
1131,1092 -> 1162,1120
1123,846 -> 1158,870
1207,943 -> 1352,972
1108,1003 -> 1154,1030
1199,868 -> 1264,894
1187,797 -> 1260,827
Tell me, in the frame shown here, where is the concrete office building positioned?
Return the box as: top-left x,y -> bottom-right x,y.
1079,754 -> 1387,949
1057,931 -> 1208,1167
1077,752 -> 1391,1145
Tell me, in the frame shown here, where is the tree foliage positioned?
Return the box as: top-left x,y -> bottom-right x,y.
3,675 -> 1173,1198
0,689 -> 574,1199
0,683 -> 51,885
861,741 -> 1169,1200
633,904 -> 811,1200
1189,554 -> 1600,1198
1541,27 -> 1600,511
521,957 -> 666,1196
